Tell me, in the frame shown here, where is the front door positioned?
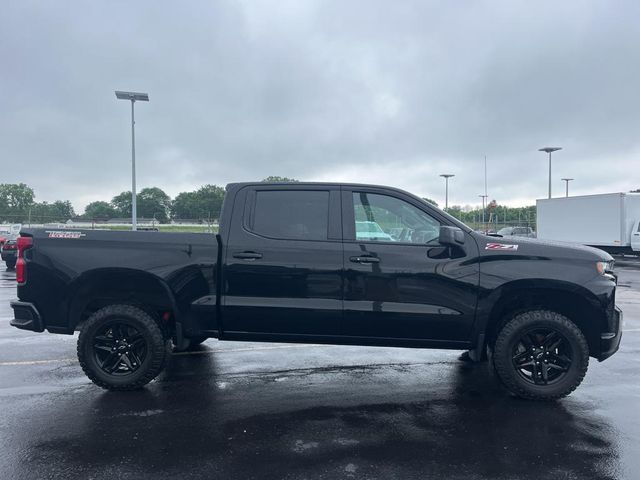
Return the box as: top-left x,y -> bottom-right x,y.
222,185 -> 343,337
341,188 -> 479,343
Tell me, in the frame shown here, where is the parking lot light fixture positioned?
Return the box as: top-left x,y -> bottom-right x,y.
115,91 -> 149,231
440,174 -> 455,211
561,178 -> 574,197
478,194 -> 488,230
538,147 -> 562,199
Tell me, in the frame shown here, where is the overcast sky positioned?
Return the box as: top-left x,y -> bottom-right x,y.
2,0 -> 639,212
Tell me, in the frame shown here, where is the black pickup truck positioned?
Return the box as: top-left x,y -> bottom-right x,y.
10,182 -> 622,400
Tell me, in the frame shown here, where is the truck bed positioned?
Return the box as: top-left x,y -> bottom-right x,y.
17,228 -> 219,335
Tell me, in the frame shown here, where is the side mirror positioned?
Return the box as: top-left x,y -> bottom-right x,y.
439,226 -> 465,246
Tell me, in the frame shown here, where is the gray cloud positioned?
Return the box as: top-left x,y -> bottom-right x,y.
2,0 -> 639,211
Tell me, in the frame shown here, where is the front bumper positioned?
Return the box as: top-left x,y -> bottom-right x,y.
598,306 -> 623,361
10,301 -> 44,332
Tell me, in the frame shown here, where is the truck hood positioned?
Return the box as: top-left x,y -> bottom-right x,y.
475,234 -> 613,262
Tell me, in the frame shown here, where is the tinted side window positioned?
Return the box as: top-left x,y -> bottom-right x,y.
250,190 -> 329,240
352,192 -> 440,244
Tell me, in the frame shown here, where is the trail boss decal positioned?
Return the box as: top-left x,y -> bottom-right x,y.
485,242 -> 518,251
46,231 -> 86,239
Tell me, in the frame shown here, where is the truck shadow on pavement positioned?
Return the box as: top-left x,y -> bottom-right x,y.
21,350 -> 622,480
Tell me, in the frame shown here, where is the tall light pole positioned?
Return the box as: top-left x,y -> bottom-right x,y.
538,147 -> 562,199
561,178 -> 574,197
440,174 -> 455,211
115,90 -> 149,231
479,194 -> 488,230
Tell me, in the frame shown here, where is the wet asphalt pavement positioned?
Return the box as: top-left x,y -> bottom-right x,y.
1,263 -> 639,479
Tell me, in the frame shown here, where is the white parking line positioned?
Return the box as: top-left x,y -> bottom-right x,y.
0,358 -> 75,366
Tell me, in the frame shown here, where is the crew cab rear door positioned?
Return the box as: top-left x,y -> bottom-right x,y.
222,185 -> 343,337
341,187 -> 479,343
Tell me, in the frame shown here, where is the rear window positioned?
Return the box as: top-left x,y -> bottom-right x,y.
249,190 -> 329,241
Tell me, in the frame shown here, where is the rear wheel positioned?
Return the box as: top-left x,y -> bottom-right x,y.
492,310 -> 589,400
77,305 -> 169,390
5,260 -> 15,270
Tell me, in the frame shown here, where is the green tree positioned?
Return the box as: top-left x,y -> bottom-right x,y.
261,176 -> 298,182
111,191 -> 133,217
111,187 -> 172,223
31,201 -> 75,222
84,201 -> 117,220
446,205 -> 462,217
138,187 -> 171,223
0,183 -> 35,221
172,184 -> 226,220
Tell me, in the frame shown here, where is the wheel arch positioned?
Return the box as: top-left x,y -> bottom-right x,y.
65,268 -> 180,335
478,279 -> 605,357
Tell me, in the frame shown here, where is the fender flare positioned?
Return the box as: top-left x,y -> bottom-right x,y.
64,268 -> 185,344
470,278 -> 603,352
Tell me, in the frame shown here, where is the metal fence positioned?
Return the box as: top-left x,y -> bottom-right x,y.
447,211 -> 537,234
0,215 -> 219,234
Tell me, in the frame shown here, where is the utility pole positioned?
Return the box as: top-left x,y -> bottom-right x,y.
479,194 -> 488,231
484,155 -> 488,199
115,91 -> 150,231
561,178 -> 574,197
439,174 -> 455,211
538,147 -> 562,199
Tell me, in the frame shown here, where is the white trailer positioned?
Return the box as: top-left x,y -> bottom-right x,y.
536,193 -> 640,254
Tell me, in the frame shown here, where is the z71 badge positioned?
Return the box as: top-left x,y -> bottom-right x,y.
46,231 -> 86,239
485,242 -> 518,251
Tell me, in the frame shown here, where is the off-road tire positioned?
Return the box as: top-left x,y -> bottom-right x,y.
78,305 -> 169,391
493,309 -> 589,400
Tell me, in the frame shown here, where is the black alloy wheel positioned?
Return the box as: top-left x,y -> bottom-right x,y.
493,309 -> 589,400
93,321 -> 147,376
78,304 -> 169,390
511,328 -> 572,385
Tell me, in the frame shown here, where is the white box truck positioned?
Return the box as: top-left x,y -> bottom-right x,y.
536,192 -> 640,254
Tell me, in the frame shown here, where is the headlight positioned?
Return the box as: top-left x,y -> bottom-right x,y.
596,261 -> 614,275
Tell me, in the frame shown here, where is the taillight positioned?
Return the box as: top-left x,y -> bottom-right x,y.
16,236 -> 33,285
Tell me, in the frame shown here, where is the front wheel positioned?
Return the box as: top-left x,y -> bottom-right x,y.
77,305 -> 169,391
492,310 -> 589,400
